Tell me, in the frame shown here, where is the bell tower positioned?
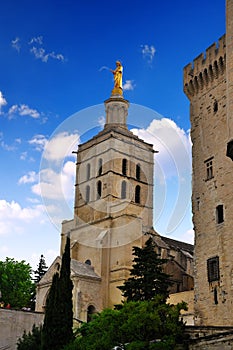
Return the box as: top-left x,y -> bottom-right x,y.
184,0 -> 233,326
61,64 -> 155,310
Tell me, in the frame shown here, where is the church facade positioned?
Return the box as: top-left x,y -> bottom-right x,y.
36,70 -> 194,323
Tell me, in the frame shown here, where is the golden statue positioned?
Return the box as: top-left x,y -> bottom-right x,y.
110,61 -> 123,95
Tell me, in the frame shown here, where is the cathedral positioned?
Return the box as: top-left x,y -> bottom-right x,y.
36,64 -> 194,323
36,0 -> 233,335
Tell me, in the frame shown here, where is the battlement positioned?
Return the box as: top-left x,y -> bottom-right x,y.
184,35 -> 226,99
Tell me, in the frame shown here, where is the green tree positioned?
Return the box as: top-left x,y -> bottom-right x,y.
0,257 -> 35,308
17,324 -> 42,350
33,255 -> 48,283
118,237 -> 172,302
41,236 -> 74,350
66,297 -> 188,350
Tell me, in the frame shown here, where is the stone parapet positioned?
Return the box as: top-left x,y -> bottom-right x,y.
184,35 -> 226,99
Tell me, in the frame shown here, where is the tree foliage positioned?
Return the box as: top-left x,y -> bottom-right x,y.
0,257 -> 35,308
41,236 -> 74,350
65,297 -> 188,350
118,237 -> 172,302
17,324 -> 42,350
33,255 -> 48,283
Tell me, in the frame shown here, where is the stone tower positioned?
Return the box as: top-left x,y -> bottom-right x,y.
60,89 -> 155,314
184,1 -> 233,326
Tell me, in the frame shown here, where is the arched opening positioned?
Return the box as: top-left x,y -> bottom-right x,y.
87,305 -> 96,322
121,181 -> 126,199
136,164 -> 141,180
86,163 -> 91,180
122,158 -> 127,176
135,185 -> 141,204
85,259 -> 91,265
97,180 -> 102,199
54,262 -> 60,271
86,185 -> 90,203
98,158 -> 103,176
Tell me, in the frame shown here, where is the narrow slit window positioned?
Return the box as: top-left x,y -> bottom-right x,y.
122,158 -> 127,176
86,185 -> 90,203
98,158 -> 103,176
213,100 -> 218,113
87,163 -> 91,180
214,287 -> 218,305
97,180 -> 102,199
135,185 -> 141,204
216,204 -> 224,224
136,164 -> 141,180
121,181 -> 126,199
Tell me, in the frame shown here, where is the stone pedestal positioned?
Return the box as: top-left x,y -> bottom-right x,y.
104,95 -> 129,127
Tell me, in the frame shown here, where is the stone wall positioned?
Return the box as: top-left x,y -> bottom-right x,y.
0,308 -> 44,350
187,326 -> 233,349
168,290 -> 194,326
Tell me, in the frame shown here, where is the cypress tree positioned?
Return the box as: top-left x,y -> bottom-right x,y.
41,272 -> 60,350
57,236 -> 74,347
41,236 -> 74,350
33,255 -> 48,283
118,236 -> 172,302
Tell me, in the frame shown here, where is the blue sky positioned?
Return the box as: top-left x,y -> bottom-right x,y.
0,1 -> 225,269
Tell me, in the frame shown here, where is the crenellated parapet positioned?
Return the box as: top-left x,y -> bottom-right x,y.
184,35 -> 226,100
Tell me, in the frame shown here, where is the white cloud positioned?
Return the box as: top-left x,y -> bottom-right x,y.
28,36 -> 43,45
123,80 -> 135,91
141,44 -> 156,63
11,37 -> 21,52
18,171 -> 38,185
20,151 -> 27,160
131,118 -> 192,235
43,131 -> 80,162
98,116 -> 105,128
30,47 -> 65,63
0,91 -> 7,114
0,140 -> 16,151
8,104 -> 40,119
32,160 -> 76,201
0,199 -> 45,235
28,134 -> 48,152
131,118 -> 191,178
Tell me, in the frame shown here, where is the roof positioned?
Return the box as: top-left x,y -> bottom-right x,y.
160,236 -> 194,255
71,259 -> 101,280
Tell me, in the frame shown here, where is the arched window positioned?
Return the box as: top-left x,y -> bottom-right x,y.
97,180 -> 102,199
135,185 -> 141,204
121,181 -> 126,199
86,185 -> 90,203
86,163 -> 91,180
98,158 -> 103,176
122,158 -> 127,176
85,259 -> 91,265
87,305 -> 96,323
136,164 -> 141,180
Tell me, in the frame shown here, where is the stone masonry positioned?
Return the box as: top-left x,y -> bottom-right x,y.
183,0 -> 233,326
